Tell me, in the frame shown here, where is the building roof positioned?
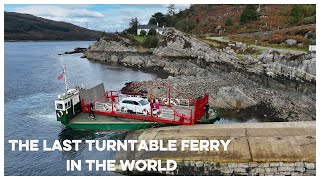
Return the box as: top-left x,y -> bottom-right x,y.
137,25 -> 160,29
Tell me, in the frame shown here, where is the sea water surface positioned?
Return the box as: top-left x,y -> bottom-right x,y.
4,41 -> 257,176
4,41 -> 160,175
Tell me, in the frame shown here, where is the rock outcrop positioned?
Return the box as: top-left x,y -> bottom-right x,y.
83,29 -> 316,121
254,49 -> 316,82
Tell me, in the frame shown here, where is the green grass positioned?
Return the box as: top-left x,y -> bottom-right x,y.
132,35 -> 146,43
234,54 -> 246,60
203,39 -> 220,47
251,44 -> 308,52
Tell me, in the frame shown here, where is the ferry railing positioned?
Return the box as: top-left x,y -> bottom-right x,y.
171,106 -> 193,124
150,107 -> 174,120
81,86 -> 207,125
158,97 -> 191,107
95,102 -> 112,112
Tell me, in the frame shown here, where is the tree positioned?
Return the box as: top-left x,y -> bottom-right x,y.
300,4 -> 316,17
167,4 -> 176,16
175,19 -> 196,33
166,15 -> 178,27
290,4 -> 302,24
148,29 -> 157,36
140,30 -> 147,36
225,16 -> 233,26
125,17 -> 139,35
148,12 -> 166,26
240,4 -> 259,24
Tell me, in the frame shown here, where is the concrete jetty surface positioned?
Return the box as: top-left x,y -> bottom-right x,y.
115,121 -> 316,175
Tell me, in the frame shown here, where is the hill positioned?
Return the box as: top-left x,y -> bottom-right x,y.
4,12 -> 103,41
171,4 -> 316,35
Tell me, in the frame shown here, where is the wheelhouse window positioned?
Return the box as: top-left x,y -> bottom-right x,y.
56,103 -> 63,110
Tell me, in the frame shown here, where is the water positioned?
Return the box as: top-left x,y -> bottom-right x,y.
4,41 -> 257,176
4,41 -> 158,175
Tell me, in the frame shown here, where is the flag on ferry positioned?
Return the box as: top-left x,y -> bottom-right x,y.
57,73 -> 64,80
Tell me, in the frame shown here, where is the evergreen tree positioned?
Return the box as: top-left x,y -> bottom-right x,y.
126,17 -> 139,35
167,4 -> 176,16
225,16 -> 233,26
148,12 -> 166,26
166,15 -> 178,27
290,4 -> 302,24
240,4 -> 259,24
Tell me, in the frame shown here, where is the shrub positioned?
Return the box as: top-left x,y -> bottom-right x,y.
140,30 -> 147,36
143,36 -> 159,48
148,29 -> 157,36
225,16 -> 233,26
309,39 -> 316,45
301,15 -> 316,25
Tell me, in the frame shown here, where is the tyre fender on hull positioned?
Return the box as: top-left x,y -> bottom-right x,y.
103,104 -> 109,111
113,104 -> 119,111
57,110 -> 64,118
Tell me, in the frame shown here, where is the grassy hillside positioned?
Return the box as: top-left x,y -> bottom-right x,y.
4,12 -> 103,41
172,4 -> 316,35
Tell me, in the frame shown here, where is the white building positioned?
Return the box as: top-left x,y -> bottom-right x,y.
137,24 -> 169,35
309,45 -> 316,52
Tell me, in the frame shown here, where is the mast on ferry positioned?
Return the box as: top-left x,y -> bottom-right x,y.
63,66 -> 69,92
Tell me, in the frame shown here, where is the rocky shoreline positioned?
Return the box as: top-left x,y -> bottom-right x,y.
82,29 -> 315,122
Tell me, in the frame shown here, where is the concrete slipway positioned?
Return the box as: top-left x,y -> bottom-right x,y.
114,121 -> 316,175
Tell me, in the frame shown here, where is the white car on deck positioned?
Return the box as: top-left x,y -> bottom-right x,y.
118,97 -> 151,115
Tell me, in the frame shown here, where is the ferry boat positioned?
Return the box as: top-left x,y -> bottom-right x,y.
54,67 -> 218,131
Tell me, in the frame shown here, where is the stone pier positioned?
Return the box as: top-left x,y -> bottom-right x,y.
115,121 -> 316,176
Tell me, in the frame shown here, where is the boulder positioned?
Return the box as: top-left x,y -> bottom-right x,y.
243,55 -> 256,61
285,39 -> 297,46
258,49 -> 281,62
235,42 -> 243,48
110,55 -> 119,63
297,43 -> 304,47
241,43 -> 248,49
212,87 -> 257,109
